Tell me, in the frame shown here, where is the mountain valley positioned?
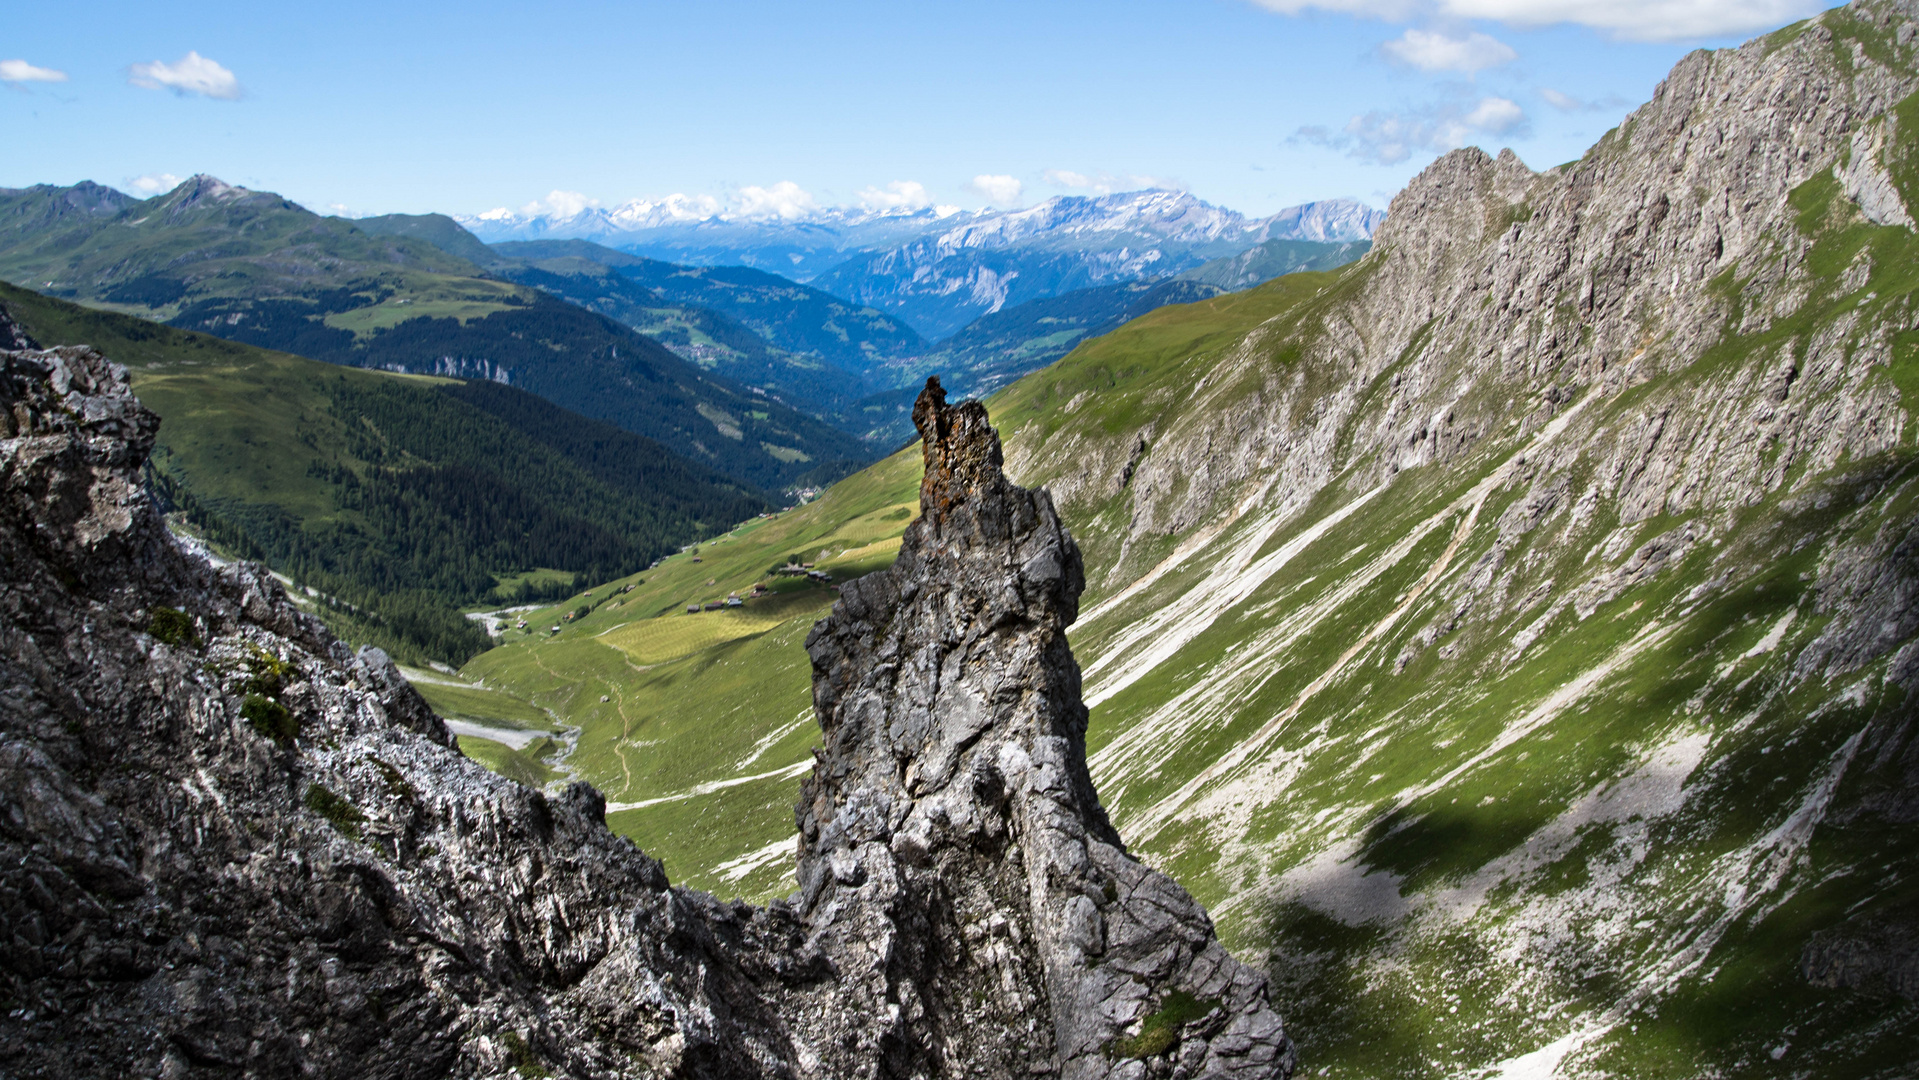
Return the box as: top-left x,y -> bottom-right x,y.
0,281 -> 769,665
7,0 -> 1919,1077
426,3 -> 1919,1076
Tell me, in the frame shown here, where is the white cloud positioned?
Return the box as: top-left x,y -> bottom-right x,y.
1296,95 -> 1528,165
1042,169 -> 1183,195
965,174 -> 1024,206
125,173 -> 183,196
1044,169 -> 1100,192
1463,95 -> 1524,131
521,190 -> 600,218
1251,0 -> 1820,41
1537,86 -> 1629,111
128,51 -> 242,100
857,180 -> 934,213
654,192 -> 723,219
733,181 -> 818,220
1382,28 -> 1516,72
0,59 -> 67,84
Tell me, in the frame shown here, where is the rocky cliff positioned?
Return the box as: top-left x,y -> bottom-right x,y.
0,314 -> 1289,1079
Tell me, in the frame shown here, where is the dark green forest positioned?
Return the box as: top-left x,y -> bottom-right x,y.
170,289 -> 871,490
1,280 -> 768,664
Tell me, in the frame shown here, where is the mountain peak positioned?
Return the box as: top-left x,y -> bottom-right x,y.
171,174 -> 246,201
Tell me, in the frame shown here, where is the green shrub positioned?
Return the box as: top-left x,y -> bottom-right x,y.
1109,989 -> 1219,1059
242,693 -> 299,747
148,607 -> 197,647
371,757 -> 418,801
242,644 -> 293,697
499,1031 -> 550,1078
303,783 -> 365,840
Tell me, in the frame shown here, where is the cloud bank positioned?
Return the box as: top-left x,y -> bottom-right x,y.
128,51 -> 242,100
125,173 -> 184,196
1043,169 -> 1183,195
965,174 -> 1024,206
734,181 -> 819,220
520,189 -> 600,218
1296,95 -> 1527,164
857,180 -> 935,212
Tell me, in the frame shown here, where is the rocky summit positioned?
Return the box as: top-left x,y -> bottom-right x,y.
0,317 -> 1289,1078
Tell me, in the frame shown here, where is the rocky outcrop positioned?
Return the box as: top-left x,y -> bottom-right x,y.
0,308 -> 1289,1079
797,377 -> 1293,1078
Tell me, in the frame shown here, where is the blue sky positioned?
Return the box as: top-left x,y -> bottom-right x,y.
5,0 -> 1822,220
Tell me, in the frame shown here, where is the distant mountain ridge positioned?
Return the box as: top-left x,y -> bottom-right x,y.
456,189 -> 1383,291
463,202 -> 962,279
0,177 -> 872,489
490,239 -> 925,373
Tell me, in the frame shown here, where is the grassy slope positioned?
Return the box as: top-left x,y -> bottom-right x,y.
1176,237 -> 1374,291
969,55 -> 1919,1079
440,271 -> 1358,896
442,24 -> 1919,1075
0,180 -> 482,309
449,449 -> 921,898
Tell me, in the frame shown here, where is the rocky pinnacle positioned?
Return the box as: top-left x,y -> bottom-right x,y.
797,376 -> 1295,1079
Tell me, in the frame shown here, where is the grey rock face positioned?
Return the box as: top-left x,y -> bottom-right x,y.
796,377 -> 1294,1078
0,306 -> 1289,1077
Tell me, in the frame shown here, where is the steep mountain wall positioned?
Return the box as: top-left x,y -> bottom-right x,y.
0,323 -> 1288,1078
980,1 -> 1919,1073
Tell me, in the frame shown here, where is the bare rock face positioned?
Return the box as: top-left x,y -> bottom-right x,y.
797,377 -> 1294,1079
0,304 -> 1289,1080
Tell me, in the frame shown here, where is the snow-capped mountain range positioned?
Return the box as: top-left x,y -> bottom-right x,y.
459,189 -> 1384,336
457,189 -> 1383,283
809,191 -> 1383,337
